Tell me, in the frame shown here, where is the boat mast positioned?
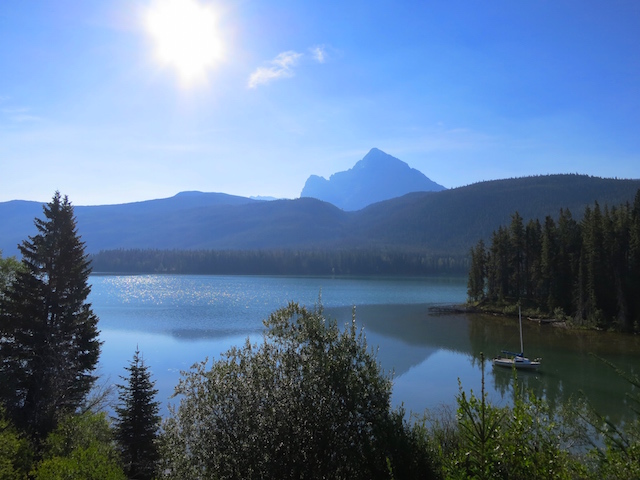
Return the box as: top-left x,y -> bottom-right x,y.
519,305 -> 524,354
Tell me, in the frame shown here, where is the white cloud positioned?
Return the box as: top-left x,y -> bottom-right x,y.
247,50 -> 303,89
1,106 -> 42,123
310,45 -> 327,63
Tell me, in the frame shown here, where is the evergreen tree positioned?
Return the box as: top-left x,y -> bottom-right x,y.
472,190 -> 640,329
467,240 -> 486,302
629,192 -> 640,329
556,208 -> 581,316
487,226 -> 510,301
524,218 -> 542,300
0,192 -> 101,442
540,216 -> 559,310
581,203 -> 607,325
114,348 -> 161,480
509,211 -> 525,299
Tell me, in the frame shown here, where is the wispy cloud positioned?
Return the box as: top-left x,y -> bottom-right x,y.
310,45 -> 327,63
1,106 -> 43,123
248,51 -> 303,89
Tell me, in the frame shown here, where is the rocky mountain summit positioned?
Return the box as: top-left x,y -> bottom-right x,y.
300,148 -> 446,210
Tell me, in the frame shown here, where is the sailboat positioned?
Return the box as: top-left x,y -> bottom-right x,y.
493,306 -> 541,370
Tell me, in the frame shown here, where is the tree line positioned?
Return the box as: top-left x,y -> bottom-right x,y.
90,248 -> 469,276
467,189 -> 640,331
2,192 -> 640,478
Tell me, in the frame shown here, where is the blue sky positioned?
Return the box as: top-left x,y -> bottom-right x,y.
1,0 -> 639,205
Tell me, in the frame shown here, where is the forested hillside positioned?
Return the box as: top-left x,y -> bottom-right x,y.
352,174 -> 640,253
2,175 -> 640,269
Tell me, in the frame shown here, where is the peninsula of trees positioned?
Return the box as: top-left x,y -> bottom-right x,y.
468,189 -> 640,332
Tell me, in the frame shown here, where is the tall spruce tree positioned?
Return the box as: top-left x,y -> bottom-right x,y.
524,218 -> 542,299
509,211 -> 525,299
467,240 -> 486,302
114,348 -> 160,480
487,226 -> 510,301
0,192 -> 101,442
630,192 -> 640,329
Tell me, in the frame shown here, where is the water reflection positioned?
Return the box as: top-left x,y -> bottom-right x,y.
466,314 -> 640,423
321,305 -> 640,422
91,275 -> 640,422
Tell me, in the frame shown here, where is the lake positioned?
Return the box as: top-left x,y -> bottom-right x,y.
90,274 -> 640,423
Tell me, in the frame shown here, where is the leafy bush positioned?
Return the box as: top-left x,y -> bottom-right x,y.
430,356 -> 578,479
31,411 -> 125,480
160,301 -> 438,479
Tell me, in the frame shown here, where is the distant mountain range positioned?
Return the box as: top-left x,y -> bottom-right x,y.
2,174 -> 639,258
301,148 -> 446,210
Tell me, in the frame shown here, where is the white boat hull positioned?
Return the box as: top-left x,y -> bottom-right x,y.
493,356 -> 541,370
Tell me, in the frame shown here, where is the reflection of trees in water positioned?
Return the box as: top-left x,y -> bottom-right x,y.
467,314 -> 640,425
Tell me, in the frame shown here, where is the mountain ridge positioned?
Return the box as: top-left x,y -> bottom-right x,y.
2,174 -> 639,259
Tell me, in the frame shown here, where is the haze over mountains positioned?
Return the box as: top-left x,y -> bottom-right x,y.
301,148 -> 446,210
1,169 -> 639,260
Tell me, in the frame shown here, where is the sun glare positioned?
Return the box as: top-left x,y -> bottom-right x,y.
143,0 -> 224,88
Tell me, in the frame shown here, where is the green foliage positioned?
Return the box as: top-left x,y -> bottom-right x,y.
0,251 -> 24,304
470,189 -> 640,331
581,358 -> 640,479
114,348 -> 161,480
31,411 -> 125,480
447,357 -> 506,479
429,357 -> 579,479
0,192 -> 102,442
500,384 -> 573,479
0,407 -> 32,479
160,301 -> 438,479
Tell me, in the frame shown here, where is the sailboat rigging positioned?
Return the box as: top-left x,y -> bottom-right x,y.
493,306 -> 541,370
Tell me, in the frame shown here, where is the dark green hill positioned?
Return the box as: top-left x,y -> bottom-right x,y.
353,174 -> 640,254
1,175 -> 639,260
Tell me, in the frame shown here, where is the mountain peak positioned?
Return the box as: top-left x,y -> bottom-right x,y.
354,148 -> 415,172
301,149 -> 446,211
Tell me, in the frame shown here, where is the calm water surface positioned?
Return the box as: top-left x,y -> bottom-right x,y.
90,274 -> 640,422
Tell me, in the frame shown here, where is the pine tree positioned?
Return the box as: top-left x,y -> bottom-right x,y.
0,192 -> 101,442
487,226 -> 510,301
556,208 -> 581,317
467,240 -> 486,302
524,218 -> 542,300
114,348 -> 160,480
540,216 -> 559,310
582,203 -> 607,325
509,212 -> 525,299
629,191 -> 640,330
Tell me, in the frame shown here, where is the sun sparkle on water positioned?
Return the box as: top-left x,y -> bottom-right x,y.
143,0 -> 224,88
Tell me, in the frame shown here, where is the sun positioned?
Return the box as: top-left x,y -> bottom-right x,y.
143,0 -> 224,88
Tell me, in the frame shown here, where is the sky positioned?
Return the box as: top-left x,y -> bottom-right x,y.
1,0 -> 640,205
